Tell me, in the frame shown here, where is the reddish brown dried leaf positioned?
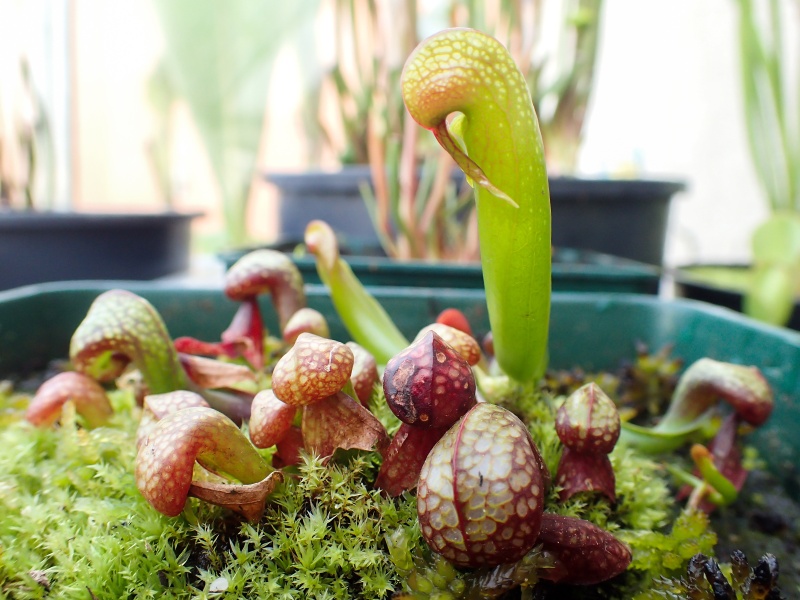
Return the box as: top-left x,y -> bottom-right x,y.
537,513 -> 632,585
179,354 -> 256,391
301,391 -> 388,458
189,471 -> 283,522
174,337 -> 235,359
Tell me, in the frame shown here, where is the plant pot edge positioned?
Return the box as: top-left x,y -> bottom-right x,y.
0,281 -> 797,484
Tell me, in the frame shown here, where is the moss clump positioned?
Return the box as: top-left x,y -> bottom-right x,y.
0,364 -> 735,599
0,386 -> 420,599
0,389 -> 200,599
186,454 -> 418,599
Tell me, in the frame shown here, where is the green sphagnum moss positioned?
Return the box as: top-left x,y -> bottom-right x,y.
1,371 -> 713,599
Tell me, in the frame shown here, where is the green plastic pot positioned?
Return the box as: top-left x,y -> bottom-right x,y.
0,281 -> 797,484
219,247 -> 662,295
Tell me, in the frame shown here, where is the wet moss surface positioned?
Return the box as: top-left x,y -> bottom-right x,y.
1,353 -> 797,599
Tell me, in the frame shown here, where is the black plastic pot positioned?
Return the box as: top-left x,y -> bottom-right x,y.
0,211 -> 199,291
269,169 -> 685,266
269,166 -> 382,253
549,178 -> 685,265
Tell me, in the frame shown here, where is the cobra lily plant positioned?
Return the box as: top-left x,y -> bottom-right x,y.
5,27 -> 785,600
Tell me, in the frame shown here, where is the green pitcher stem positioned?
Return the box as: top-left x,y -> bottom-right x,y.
402,28 -> 551,383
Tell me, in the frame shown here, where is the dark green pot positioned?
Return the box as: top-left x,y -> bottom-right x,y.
220,247 -> 662,295
0,281 -> 797,483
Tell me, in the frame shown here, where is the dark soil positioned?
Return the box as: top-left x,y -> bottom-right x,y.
711,467 -> 800,595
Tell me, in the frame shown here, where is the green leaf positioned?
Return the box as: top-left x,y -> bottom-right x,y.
151,0 -> 320,244
751,213 -> 800,266
305,220 -> 409,364
735,0 -> 799,213
745,263 -> 796,326
745,213 -> 800,325
401,28 -> 551,383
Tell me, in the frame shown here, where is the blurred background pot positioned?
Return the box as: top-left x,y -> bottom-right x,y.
549,177 -> 685,265
0,211 -> 199,291
271,169 -> 685,266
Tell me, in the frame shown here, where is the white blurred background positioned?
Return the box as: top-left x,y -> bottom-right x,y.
3,0 -> 796,268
